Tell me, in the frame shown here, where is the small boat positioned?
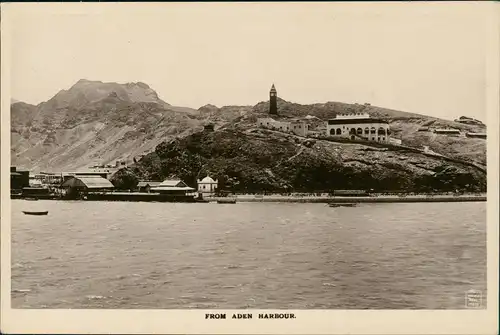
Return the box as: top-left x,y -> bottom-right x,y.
22,211 -> 49,216
217,198 -> 237,204
328,203 -> 357,208
25,198 -> 39,201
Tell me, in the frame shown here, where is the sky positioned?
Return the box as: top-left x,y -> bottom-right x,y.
5,2 -> 492,121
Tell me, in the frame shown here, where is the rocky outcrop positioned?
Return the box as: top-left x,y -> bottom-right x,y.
113,128 -> 486,193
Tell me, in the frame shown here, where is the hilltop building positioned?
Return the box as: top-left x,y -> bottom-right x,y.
254,83 -> 309,136
326,112 -> 391,143
269,84 -> 278,115
257,118 -> 309,137
204,124 -> 215,132
434,128 -> 461,135
466,132 -> 487,139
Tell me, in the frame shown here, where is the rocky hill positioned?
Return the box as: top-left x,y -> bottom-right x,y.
11,80 -> 486,175
112,127 -> 486,193
10,80 -> 243,171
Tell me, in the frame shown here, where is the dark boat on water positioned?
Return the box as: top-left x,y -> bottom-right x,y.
22,211 -> 49,216
328,203 -> 357,208
217,198 -> 237,204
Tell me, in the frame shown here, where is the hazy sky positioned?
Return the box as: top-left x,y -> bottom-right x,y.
6,2 -> 491,121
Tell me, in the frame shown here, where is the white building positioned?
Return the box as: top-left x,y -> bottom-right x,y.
197,176 -> 218,195
257,117 -> 309,137
326,113 -> 391,143
289,119 -> 308,137
389,138 -> 402,145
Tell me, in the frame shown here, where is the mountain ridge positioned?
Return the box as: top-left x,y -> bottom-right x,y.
11,79 -> 486,173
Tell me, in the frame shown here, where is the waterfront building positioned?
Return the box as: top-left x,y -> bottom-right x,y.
326,112 -> 391,143
61,176 -> 115,193
150,178 -> 196,196
269,84 -> 277,115
10,167 -> 30,190
137,181 -> 162,193
34,172 -> 63,185
197,176 -> 218,196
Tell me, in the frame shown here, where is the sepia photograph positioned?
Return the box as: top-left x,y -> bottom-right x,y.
1,2 -> 498,334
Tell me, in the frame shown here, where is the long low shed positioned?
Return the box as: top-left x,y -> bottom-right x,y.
61,176 -> 115,190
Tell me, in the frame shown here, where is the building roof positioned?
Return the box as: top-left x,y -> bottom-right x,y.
11,172 -> 22,176
151,186 -> 195,191
198,176 -> 217,184
137,181 -> 162,187
270,84 -> 277,92
434,128 -> 460,133
158,179 -> 188,187
61,176 -> 114,189
327,118 -> 388,125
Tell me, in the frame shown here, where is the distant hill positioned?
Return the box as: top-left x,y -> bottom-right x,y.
11,80 -> 486,173
11,80 -> 206,171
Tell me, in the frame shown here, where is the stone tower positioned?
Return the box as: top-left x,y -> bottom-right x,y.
269,84 -> 277,115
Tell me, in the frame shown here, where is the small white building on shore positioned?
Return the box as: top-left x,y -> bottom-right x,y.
197,176 -> 218,196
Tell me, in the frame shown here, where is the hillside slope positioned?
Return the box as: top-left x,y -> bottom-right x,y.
113,128 -> 486,193
247,99 -> 486,166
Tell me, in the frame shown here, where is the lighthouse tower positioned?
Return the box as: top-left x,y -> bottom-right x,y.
269,84 -> 278,115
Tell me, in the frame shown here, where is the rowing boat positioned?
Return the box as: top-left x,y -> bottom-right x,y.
22,211 -> 49,216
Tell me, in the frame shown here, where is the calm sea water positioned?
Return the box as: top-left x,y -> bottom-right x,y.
11,200 -> 486,309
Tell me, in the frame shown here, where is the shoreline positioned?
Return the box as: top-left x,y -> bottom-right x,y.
12,193 -> 487,203
207,194 -> 487,203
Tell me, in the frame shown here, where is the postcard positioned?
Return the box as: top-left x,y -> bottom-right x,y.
1,2 -> 498,334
